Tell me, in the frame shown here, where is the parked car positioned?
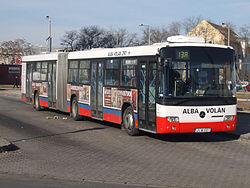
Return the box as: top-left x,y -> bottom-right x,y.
246,84 -> 250,92
236,84 -> 242,91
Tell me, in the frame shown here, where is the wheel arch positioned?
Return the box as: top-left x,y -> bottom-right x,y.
70,93 -> 77,112
121,102 -> 133,125
33,90 -> 39,105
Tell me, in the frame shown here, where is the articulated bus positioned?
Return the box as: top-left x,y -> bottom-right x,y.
21,36 -> 237,135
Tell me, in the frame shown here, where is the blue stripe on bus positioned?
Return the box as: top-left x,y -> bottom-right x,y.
40,96 -> 48,101
79,103 -> 90,110
103,108 -> 121,116
134,113 -> 138,119
67,101 -> 90,110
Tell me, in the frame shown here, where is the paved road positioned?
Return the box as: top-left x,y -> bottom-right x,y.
0,89 -> 250,188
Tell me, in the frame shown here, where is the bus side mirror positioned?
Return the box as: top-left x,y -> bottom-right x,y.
158,57 -> 172,67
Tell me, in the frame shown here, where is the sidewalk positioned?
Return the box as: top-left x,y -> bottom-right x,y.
0,87 -> 21,99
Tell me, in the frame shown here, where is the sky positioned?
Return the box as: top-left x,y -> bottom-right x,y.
0,0 -> 250,47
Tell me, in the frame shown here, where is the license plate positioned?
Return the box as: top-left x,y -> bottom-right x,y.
194,128 -> 211,133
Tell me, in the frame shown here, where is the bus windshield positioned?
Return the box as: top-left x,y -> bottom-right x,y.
159,46 -> 236,98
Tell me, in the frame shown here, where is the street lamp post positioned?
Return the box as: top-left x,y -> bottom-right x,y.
46,16 -> 52,53
139,24 -> 151,45
222,23 -> 230,46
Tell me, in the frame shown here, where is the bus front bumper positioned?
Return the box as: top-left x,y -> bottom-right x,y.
156,116 -> 236,133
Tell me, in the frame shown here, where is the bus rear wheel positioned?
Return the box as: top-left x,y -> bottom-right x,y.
34,93 -> 41,111
123,106 -> 139,136
71,97 -> 81,121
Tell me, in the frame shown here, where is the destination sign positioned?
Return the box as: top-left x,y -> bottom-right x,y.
176,49 -> 190,60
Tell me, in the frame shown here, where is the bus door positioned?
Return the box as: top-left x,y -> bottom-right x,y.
26,63 -> 32,103
90,61 -> 103,119
48,62 -> 57,108
138,61 -> 157,132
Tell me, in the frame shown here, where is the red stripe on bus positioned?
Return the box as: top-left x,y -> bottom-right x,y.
40,100 -> 48,107
79,108 -> 91,117
156,116 -> 236,133
21,94 -> 26,102
103,113 -> 121,124
135,118 -> 138,128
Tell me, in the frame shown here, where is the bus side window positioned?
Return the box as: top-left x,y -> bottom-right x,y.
105,59 -> 120,86
33,62 -> 41,81
41,62 -> 48,81
121,59 -> 137,87
68,60 -> 79,85
79,60 -> 90,85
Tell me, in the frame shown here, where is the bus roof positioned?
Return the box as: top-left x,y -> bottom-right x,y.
22,52 -> 61,62
67,44 -> 164,60
22,41 -> 233,62
67,42 -> 232,60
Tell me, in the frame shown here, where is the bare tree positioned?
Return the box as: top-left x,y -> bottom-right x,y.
238,24 -> 250,81
61,26 -> 140,50
110,28 -> 139,47
98,30 -> 116,48
140,27 -> 170,45
75,26 -> 116,50
168,21 -> 182,36
151,27 -> 170,43
61,30 -> 78,51
76,26 -> 102,50
0,39 -> 33,64
238,24 -> 250,42
183,16 -> 203,34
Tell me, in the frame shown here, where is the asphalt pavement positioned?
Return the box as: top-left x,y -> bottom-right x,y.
1,88 -> 250,188
0,88 -> 250,150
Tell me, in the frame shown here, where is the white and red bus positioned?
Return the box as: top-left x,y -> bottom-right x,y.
21,36 -> 237,135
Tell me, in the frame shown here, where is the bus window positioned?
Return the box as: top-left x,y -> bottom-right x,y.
79,60 -> 90,84
105,59 -> 120,86
120,59 -> 137,87
41,62 -> 48,81
68,60 -> 79,84
33,62 -> 41,81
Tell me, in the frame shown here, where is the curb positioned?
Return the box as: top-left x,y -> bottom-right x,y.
237,111 -> 250,114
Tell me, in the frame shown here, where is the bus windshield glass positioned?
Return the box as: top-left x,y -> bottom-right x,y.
159,46 -> 236,98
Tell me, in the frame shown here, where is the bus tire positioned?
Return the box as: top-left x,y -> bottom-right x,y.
34,93 -> 41,111
123,106 -> 139,136
71,97 -> 81,121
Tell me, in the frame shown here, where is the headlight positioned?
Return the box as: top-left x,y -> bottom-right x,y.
224,115 -> 235,121
167,116 -> 179,122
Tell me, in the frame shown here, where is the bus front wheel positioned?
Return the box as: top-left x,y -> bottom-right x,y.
123,106 -> 139,136
34,93 -> 41,111
71,97 -> 81,121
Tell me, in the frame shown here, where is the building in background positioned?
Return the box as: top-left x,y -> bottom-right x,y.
0,45 -> 63,65
0,64 -> 21,85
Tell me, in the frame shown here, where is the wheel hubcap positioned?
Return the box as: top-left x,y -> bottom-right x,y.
36,96 -> 39,107
72,101 -> 77,117
125,113 -> 133,130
